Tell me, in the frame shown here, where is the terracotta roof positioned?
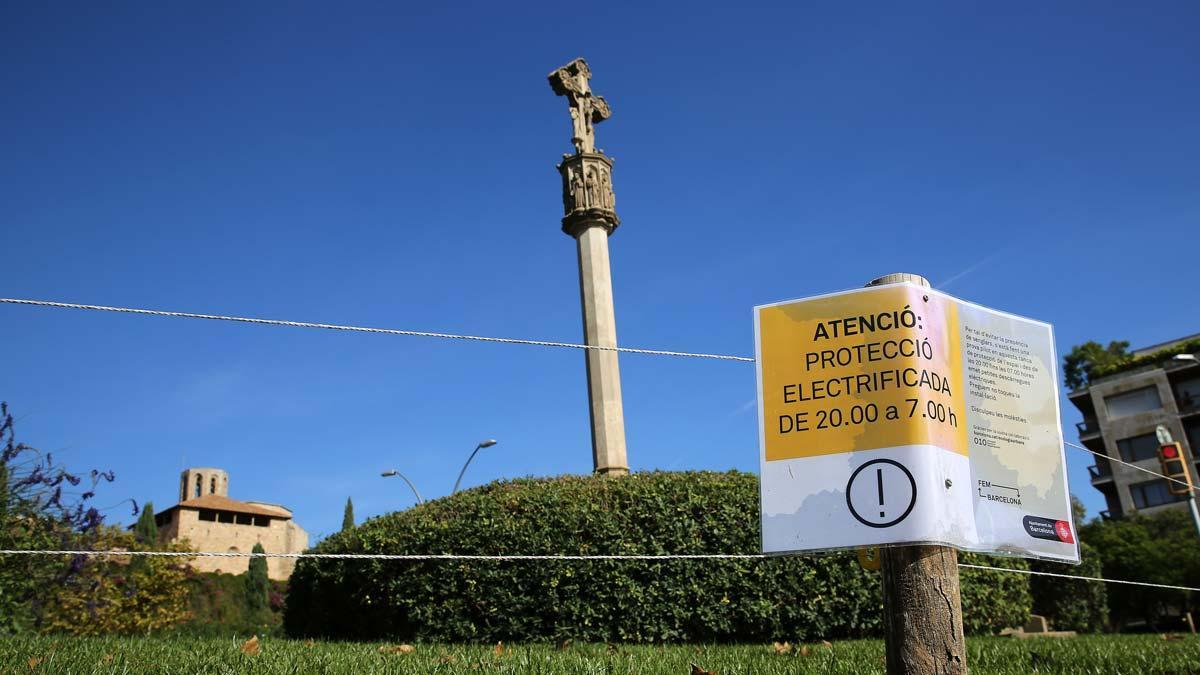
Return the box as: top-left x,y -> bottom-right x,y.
169,494 -> 293,519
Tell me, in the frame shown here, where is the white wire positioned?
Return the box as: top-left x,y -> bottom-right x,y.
1065,440 -> 1199,494
957,563 -> 1200,593
7,297 -> 1200,593
0,298 -> 754,363
2,549 -> 1196,593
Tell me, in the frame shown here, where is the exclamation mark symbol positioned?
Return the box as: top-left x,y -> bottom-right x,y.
877,468 -> 885,518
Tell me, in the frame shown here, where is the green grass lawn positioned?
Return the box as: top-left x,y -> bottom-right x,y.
3,634 -> 1200,674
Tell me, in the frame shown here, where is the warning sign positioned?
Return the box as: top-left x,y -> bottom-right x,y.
756,283 -> 1078,563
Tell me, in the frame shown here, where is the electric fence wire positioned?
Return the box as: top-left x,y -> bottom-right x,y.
5,295 -> 1200,595
0,298 -> 754,362
1065,440 -> 1200,495
4,296 -> 1196,492
0,549 -> 1197,593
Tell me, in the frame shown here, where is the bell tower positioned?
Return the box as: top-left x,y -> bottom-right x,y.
179,467 -> 229,501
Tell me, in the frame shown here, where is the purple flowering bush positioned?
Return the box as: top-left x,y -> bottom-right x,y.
0,402 -> 190,634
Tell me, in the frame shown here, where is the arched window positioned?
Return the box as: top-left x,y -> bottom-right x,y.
210,477 -> 217,494
194,474 -> 202,498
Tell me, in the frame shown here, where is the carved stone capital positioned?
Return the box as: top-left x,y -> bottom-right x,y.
558,152 -> 619,237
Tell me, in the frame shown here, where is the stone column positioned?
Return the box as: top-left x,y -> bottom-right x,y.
560,152 -> 628,475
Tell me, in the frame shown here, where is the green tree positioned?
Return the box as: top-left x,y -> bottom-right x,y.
133,500 -> 157,546
1063,340 -> 1129,391
245,542 -> 269,610
342,497 -> 354,531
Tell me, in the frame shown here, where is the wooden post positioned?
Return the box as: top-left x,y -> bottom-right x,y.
867,273 -> 967,675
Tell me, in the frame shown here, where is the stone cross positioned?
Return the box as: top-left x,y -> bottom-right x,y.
548,58 -> 612,155
548,59 -> 628,476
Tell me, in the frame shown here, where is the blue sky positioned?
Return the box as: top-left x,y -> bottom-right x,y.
2,2 -> 1197,540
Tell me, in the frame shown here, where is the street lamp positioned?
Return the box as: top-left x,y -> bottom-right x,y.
452,439 -> 498,495
380,469 -> 424,504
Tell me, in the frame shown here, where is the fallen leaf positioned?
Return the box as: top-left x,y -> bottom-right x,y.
773,641 -> 792,655
102,654 -> 114,664
800,645 -> 810,656
493,641 -> 506,656
821,640 -> 833,649
304,639 -> 314,649
377,644 -> 415,655
27,657 -> 40,670
1161,633 -> 1183,641
438,654 -> 458,664
240,636 -> 260,656
558,639 -> 572,652
691,664 -> 716,675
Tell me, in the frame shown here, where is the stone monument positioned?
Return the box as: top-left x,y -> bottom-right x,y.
548,58 -> 628,476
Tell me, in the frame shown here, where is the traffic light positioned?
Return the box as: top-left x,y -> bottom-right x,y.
1158,442 -> 1194,496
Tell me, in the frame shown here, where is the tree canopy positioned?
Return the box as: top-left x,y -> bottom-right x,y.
1063,340 -> 1130,391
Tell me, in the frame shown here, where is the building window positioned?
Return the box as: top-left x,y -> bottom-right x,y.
218,511 -> 235,524
1130,479 -> 1189,509
1104,386 -> 1162,418
236,513 -> 253,525
1187,421 -> 1200,454
194,474 -> 203,498
210,477 -> 217,494
1117,432 -> 1160,463
252,516 -> 270,527
198,509 -> 217,522
154,511 -> 171,528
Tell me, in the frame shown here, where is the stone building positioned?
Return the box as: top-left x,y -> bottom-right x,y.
1070,335 -> 1200,519
153,467 -> 309,580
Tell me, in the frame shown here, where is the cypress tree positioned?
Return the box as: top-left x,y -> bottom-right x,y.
245,542 -> 269,610
133,501 -> 157,546
342,497 -> 354,531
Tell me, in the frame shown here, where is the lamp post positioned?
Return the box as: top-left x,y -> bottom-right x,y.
380,469 -> 424,505
452,439 -> 498,495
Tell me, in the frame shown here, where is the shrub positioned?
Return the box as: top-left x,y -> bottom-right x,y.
37,528 -> 192,635
1029,541 -> 1107,632
285,471 -> 1030,642
960,552 -> 1032,634
172,571 -> 287,637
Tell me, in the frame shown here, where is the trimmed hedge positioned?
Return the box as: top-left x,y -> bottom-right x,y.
1029,541 -> 1107,632
284,471 -> 1029,642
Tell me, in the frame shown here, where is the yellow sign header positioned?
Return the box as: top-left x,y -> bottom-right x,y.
756,284 -> 968,461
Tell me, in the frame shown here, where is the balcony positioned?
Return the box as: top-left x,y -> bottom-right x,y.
1076,418 -> 1101,439
1087,464 -> 1113,482
1177,392 -> 1199,417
